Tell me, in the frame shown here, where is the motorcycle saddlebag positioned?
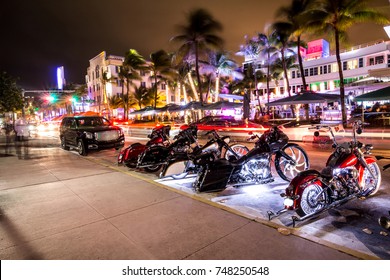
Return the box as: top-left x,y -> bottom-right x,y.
121,143 -> 146,166
195,159 -> 233,192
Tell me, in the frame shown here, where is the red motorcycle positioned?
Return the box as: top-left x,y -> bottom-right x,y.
280,120 -> 381,222
117,125 -> 171,168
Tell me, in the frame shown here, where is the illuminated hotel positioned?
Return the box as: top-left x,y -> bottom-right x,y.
85,51 -> 172,117
243,38 -> 390,118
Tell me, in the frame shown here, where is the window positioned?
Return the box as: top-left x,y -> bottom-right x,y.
375,55 -> 384,64
304,69 -> 308,77
343,61 -> 347,71
95,65 -> 100,79
313,67 -> 318,76
359,58 -> 364,68
141,82 -> 146,87
161,83 -> 166,90
291,71 -> 296,79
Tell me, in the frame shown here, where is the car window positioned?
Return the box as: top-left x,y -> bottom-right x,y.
77,117 -> 110,127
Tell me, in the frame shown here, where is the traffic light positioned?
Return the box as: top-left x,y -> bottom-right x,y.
45,94 -> 56,102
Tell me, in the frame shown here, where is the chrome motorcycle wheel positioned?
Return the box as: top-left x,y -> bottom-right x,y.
296,183 -> 327,217
225,144 -> 249,160
144,164 -> 162,173
275,144 -> 309,182
362,162 -> 381,196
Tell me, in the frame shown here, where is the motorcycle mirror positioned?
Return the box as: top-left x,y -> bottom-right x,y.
314,131 -> 320,137
357,127 -> 363,135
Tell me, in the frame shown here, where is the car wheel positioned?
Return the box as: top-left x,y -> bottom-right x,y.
77,140 -> 87,156
61,136 -> 70,150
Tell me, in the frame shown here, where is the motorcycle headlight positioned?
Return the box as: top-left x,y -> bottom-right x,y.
284,198 -> 294,207
85,132 -> 94,139
332,168 -> 342,176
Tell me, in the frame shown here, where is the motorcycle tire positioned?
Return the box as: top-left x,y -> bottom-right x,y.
362,162 -> 382,196
275,144 -> 309,182
296,181 -> 328,217
124,159 -> 137,168
225,144 -> 249,160
144,164 -> 162,173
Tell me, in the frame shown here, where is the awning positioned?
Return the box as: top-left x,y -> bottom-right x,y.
354,86 -> 390,101
265,91 -> 340,106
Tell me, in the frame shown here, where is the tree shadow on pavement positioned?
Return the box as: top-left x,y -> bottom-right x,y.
0,208 -> 43,260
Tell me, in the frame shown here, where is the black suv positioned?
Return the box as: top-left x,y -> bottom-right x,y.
60,116 -> 125,156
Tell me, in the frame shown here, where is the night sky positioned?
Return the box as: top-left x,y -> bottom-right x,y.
1,0 -> 389,89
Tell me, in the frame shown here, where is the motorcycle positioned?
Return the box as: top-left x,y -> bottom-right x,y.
160,129 -> 249,179
193,126 -> 310,192
117,125 -> 171,168
136,124 -> 199,172
376,158 -> 390,231
280,120 -> 382,222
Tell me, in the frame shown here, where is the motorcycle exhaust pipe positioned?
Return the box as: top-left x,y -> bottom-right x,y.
378,216 -> 390,230
378,211 -> 390,230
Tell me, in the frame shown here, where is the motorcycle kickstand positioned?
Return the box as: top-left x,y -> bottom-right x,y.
267,209 -> 288,221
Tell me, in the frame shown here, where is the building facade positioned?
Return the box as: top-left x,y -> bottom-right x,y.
85,51 -> 173,119
243,39 -> 390,118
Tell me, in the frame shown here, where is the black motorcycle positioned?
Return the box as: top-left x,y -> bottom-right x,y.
160,129 -> 249,179
193,126 -> 310,192
136,125 -> 199,172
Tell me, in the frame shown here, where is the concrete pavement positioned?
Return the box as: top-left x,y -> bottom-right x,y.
0,136 -> 359,260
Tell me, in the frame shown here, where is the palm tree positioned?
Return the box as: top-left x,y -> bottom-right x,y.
308,0 -> 389,126
274,0 -> 314,91
149,50 -> 177,109
171,8 -> 224,104
173,60 -> 193,103
107,95 -> 123,117
131,86 -> 152,110
256,31 -> 279,114
101,71 -> 114,116
122,49 -> 148,120
272,26 -> 298,117
200,51 -> 242,102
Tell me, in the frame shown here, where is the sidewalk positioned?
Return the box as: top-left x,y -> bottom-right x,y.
0,137 -> 359,260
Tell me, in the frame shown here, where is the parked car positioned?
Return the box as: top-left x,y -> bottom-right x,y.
59,116 -> 125,156
180,116 -> 270,135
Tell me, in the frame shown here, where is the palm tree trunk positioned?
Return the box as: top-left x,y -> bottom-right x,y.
195,44 -> 203,104
335,29 -> 347,126
125,80 -> 129,121
281,50 -> 295,118
297,36 -> 310,120
187,73 -> 199,101
215,75 -> 220,102
266,52 -> 271,115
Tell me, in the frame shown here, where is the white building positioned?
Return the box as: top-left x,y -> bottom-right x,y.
85,51 -> 173,118
243,39 -> 390,119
